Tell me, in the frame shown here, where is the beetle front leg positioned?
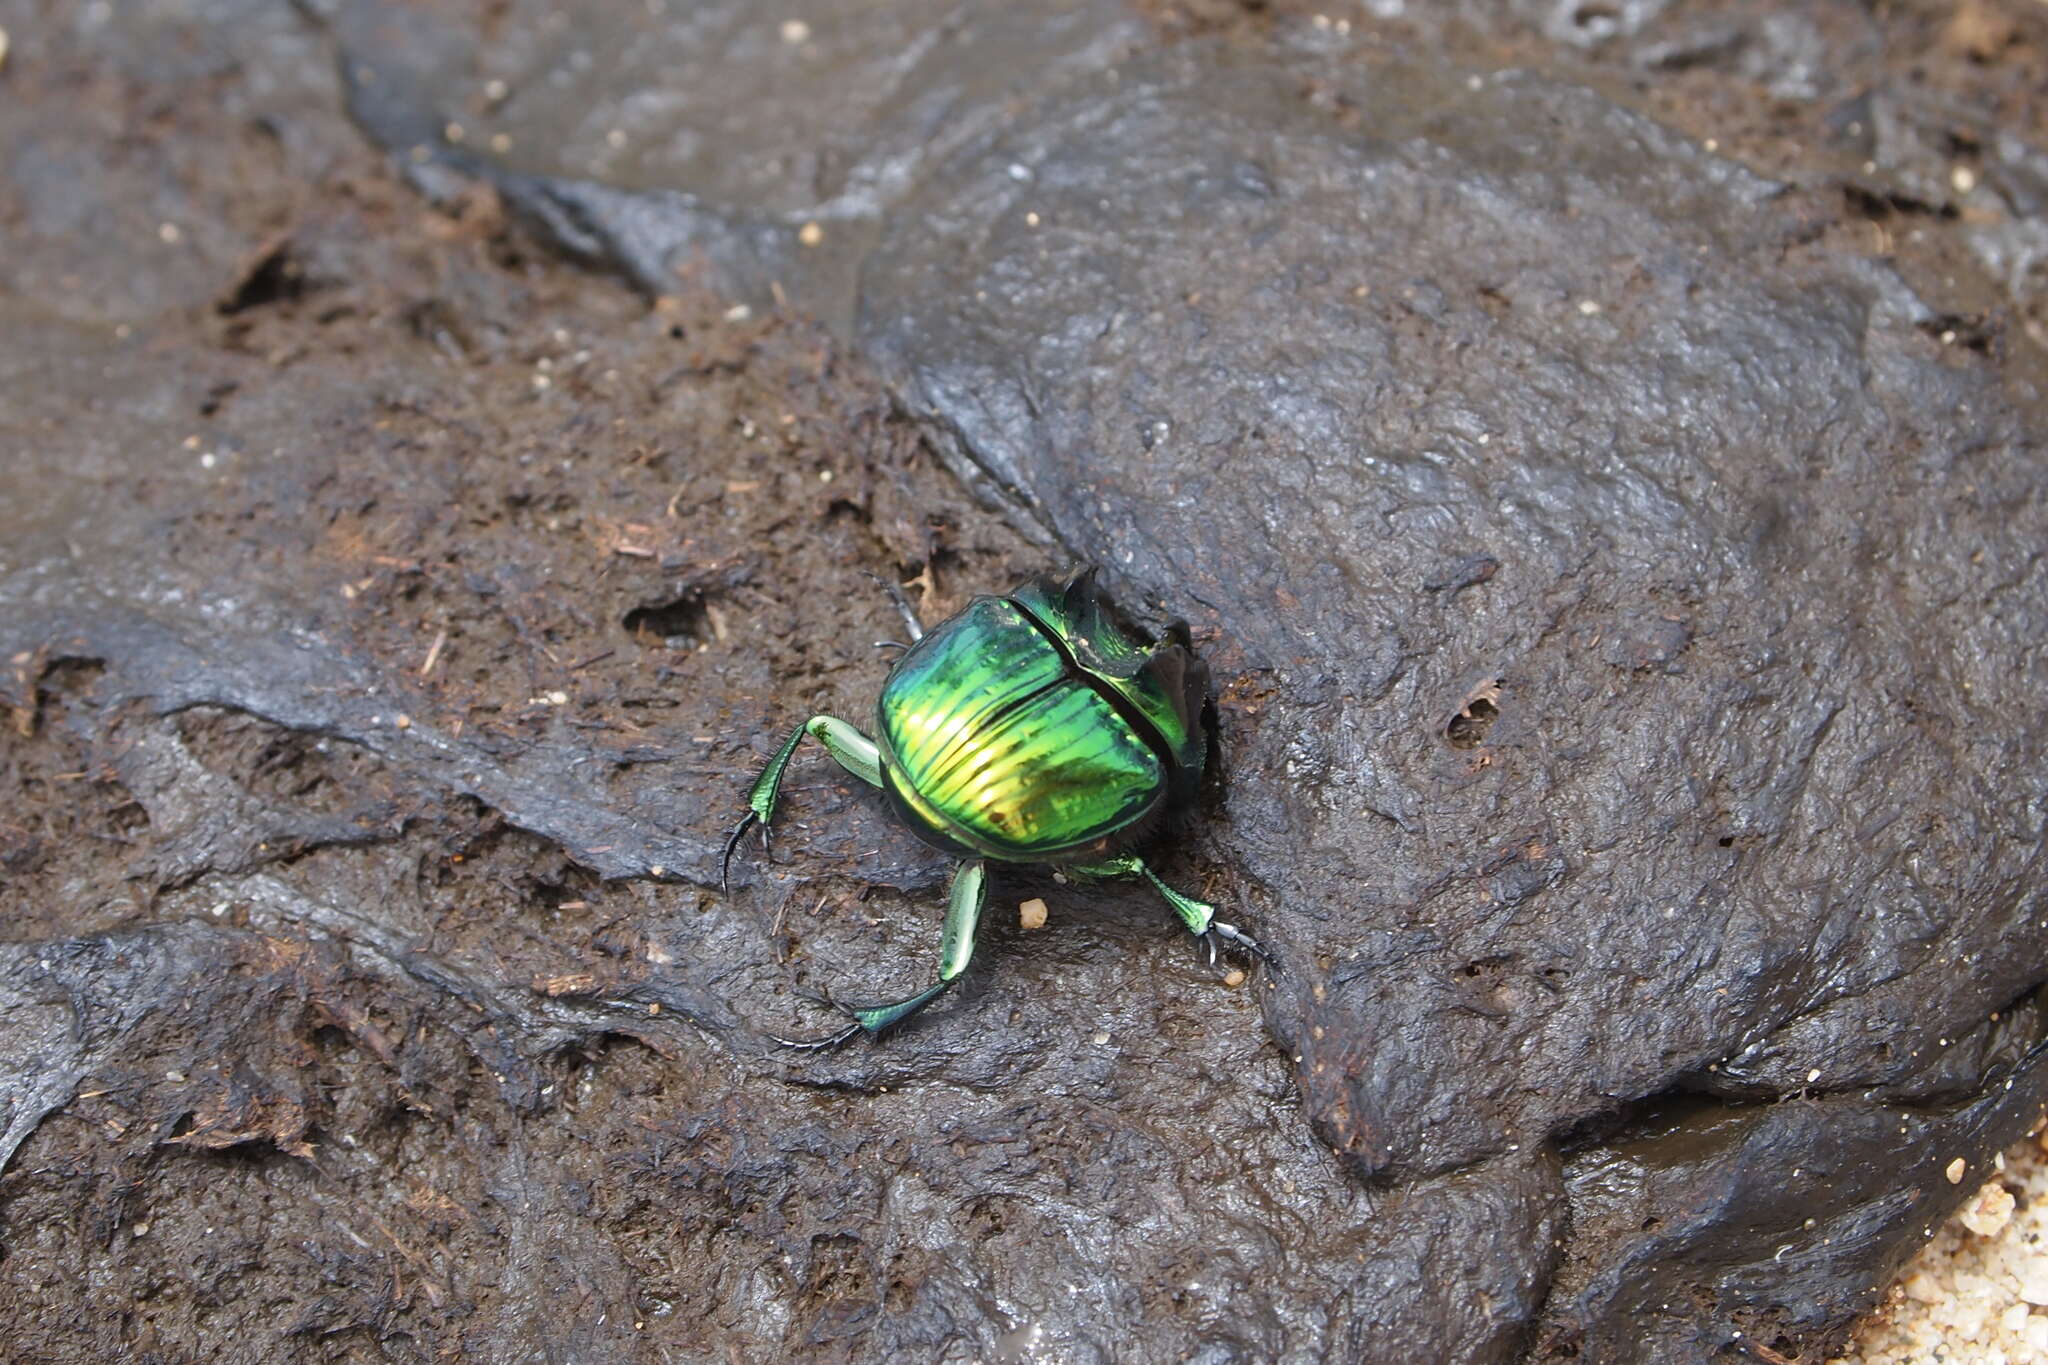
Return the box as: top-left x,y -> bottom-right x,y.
722,715 -> 882,892
1073,855 -> 1277,971
777,859 -> 987,1049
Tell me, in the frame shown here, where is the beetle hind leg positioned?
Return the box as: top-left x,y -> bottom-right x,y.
775,861 -> 987,1048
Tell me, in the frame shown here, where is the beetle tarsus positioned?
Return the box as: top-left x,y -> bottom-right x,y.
1207,920 -> 1279,972
720,811 -> 760,894
768,1017 -> 866,1051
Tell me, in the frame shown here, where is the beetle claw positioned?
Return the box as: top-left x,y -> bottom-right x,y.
720,811 -> 760,895
1206,921 -> 1279,972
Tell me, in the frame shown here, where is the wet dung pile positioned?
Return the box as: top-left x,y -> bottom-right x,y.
2,1 -> 2045,1360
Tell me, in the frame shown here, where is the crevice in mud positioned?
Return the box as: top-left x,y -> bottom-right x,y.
1692,979 -> 2048,1106
216,238 -> 324,317
1443,676 -> 1505,748
1840,181 -> 1960,223
1916,311 -> 2000,357
901,407 -> 1068,556
171,706 -> 408,819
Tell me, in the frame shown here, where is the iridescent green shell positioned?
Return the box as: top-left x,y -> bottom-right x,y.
874,574 -> 1207,862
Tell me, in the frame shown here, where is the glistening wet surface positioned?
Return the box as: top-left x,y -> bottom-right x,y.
2,1 -> 2045,1360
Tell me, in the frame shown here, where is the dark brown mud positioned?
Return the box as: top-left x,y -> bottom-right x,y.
1,1 -> 2045,1361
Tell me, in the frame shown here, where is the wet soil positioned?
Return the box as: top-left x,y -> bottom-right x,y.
1,1 -> 2046,1362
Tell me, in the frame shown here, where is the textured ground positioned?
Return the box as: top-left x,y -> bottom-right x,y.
1,1 -> 2044,1361
1840,1130 -> 2048,1365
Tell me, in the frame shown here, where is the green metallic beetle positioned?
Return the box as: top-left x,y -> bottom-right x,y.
722,569 -> 1273,1047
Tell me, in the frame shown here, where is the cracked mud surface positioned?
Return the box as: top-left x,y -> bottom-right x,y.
1,1 -> 2045,1360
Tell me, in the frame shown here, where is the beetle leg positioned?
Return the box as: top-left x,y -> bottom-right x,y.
723,715 -> 885,892
773,860 -> 987,1047
807,715 -> 883,788
767,1015 -> 865,1051
865,571 -> 926,642
1074,855 -> 1278,972
1205,918 -> 1279,970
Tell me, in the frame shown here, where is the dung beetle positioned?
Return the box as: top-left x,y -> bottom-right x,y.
723,569 -> 1274,1047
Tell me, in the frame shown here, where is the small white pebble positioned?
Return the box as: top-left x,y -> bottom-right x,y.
1953,165 -> 1978,194
1959,1181 -> 2015,1237
158,222 -> 182,245
2017,1254 -> 2048,1306
490,132 -> 513,154
724,303 -> 752,322
1946,1299 -> 1988,1341
483,78 -> 509,102
798,220 -> 824,247
1948,1157 -> 1969,1185
1904,1271 -> 1945,1304
1090,1030 -> 1110,1046
779,18 -> 810,44
199,451 -> 217,470
605,128 -> 627,149
1577,298 -> 1601,316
